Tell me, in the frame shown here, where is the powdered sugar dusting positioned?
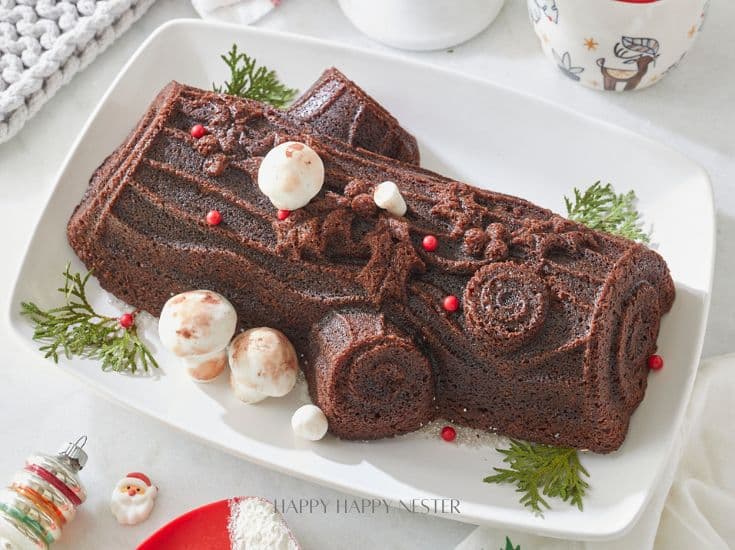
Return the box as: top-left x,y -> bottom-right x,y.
228,497 -> 299,550
293,371 -> 311,405
397,419 -> 508,449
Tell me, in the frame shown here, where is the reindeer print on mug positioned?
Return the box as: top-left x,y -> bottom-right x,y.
597,37 -> 661,91
530,0 -> 559,24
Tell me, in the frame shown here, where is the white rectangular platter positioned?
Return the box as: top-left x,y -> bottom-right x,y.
8,19 -> 714,540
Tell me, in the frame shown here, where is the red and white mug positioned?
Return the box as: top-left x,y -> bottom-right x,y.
528,0 -> 710,91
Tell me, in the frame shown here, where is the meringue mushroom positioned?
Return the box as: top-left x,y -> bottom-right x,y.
291,405 -> 329,441
257,141 -> 325,210
228,327 -> 299,403
373,181 -> 407,216
158,290 -> 237,382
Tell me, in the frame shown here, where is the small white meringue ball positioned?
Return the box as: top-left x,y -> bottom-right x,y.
373,181 -> 407,216
228,327 -> 299,403
257,141 -> 324,210
291,405 -> 329,441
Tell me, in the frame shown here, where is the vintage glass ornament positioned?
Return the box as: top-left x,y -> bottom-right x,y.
0,436 -> 88,549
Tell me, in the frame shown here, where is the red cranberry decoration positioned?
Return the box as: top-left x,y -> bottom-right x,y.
190,124 -> 207,139
440,426 -> 456,442
422,235 -> 438,252
206,210 -> 222,226
119,313 -> 134,329
443,295 -> 459,312
648,354 -> 664,371
277,209 -> 291,221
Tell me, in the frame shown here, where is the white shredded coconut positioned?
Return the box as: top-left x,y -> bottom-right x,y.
228,497 -> 299,550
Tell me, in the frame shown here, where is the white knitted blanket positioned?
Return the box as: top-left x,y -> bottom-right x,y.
0,0 -> 155,144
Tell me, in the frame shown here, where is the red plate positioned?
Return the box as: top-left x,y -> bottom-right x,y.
137,499 -> 231,550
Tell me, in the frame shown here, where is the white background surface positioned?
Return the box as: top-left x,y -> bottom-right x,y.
0,1 -> 732,548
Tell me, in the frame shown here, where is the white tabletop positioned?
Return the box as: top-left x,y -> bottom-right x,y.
0,1 -> 732,548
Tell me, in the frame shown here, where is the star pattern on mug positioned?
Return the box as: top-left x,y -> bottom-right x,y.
583,38 -> 599,51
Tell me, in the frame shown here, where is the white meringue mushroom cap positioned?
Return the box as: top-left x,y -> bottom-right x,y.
373,181 -> 407,216
229,378 -> 268,404
291,405 -> 329,441
228,328 -> 299,400
257,141 -> 324,210
158,290 -> 237,358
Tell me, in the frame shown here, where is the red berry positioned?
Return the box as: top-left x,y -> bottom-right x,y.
119,313 -> 134,329
648,354 -> 664,370
190,124 -> 207,139
422,235 -> 438,252
440,426 -> 456,442
443,295 -> 459,312
206,210 -> 222,226
277,209 -> 291,221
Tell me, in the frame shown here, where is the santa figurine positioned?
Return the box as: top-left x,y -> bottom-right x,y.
110,472 -> 158,525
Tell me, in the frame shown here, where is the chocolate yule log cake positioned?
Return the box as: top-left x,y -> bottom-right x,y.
67,80 -> 674,453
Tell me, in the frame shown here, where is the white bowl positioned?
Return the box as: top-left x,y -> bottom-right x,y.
338,0 -> 506,51
528,0 -> 709,91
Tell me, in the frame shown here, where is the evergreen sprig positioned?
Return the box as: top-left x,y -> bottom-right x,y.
212,44 -> 298,108
484,439 -> 589,516
20,264 -> 157,374
564,181 -> 650,243
502,536 -> 521,550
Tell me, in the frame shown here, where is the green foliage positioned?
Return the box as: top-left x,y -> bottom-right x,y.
21,264 -> 157,374
503,536 -> 521,550
565,181 -> 650,243
213,44 -> 298,108
484,439 -> 590,516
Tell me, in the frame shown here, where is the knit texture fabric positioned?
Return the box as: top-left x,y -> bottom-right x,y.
0,0 -> 155,144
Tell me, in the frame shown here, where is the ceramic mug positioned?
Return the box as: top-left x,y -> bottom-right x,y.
528,0 -> 709,91
338,0 -> 506,51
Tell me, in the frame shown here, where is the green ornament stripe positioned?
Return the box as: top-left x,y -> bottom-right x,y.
0,501 -> 54,547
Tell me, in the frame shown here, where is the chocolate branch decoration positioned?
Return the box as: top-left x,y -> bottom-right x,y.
67,75 -> 674,453
288,68 -> 420,165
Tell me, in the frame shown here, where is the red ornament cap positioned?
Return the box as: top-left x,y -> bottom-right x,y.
422,235 -> 438,252
277,209 -> 291,221
648,354 -> 664,370
126,472 -> 152,486
206,210 -> 222,226
440,426 -> 456,442
190,124 -> 207,139
119,313 -> 134,329
443,295 -> 459,312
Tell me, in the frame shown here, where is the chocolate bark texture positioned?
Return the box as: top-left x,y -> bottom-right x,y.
288,68 -> 420,165
67,81 -> 674,452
